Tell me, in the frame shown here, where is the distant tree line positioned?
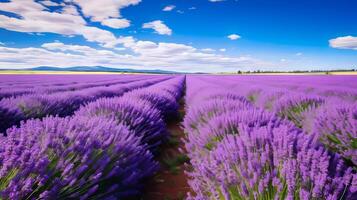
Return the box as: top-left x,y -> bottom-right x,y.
237,68 -> 357,74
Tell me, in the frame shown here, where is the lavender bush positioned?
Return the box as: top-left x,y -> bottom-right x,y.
0,77 -> 169,133
0,116 -> 158,199
184,75 -> 357,200
0,76 -> 146,100
183,98 -> 251,134
314,103 -> 357,165
123,76 -> 185,119
75,96 -> 167,151
1,74 -> 356,199
187,125 -> 355,200
273,95 -> 325,128
185,108 -> 288,153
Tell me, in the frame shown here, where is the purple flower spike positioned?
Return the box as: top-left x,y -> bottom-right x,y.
0,116 -> 158,199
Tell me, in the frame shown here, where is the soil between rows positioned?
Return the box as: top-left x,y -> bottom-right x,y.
141,101 -> 191,200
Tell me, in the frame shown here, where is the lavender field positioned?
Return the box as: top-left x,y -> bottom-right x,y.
184,75 -> 356,200
0,74 -> 356,200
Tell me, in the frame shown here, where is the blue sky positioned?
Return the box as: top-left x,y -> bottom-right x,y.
0,0 -> 356,72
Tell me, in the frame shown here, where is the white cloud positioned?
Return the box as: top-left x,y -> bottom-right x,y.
73,0 -> 140,28
0,0 -> 276,72
228,34 -> 241,40
201,48 -> 215,52
329,36 -> 357,50
189,7 -> 197,10
39,0 -> 64,7
114,47 -> 126,51
73,0 -> 140,21
163,5 -> 176,12
61,5 -> 79,15
101,18 -> 130,29
0,0 -> 123,47
39,0 -> 65,6
142,20 -> 172,35
41,42 -> 116,56
0,42 -> 4,46
116,36 -> 136,48
132,41 -> 196,56
219,48 -> 226,52
280,58 -> 286,62
296,52 -> 303,56
0,40 -> 269,72
209,0 -> 225,2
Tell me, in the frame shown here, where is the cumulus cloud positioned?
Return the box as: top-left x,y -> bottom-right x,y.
163,5 -> 176,11
0,40 -> 268,72
142,20 -> 172,35
132,41 -> 196,56
73,0 -> 140,28
219,48 -> 226,52
101,18 -> 130,29
73,0 -> 140,21
41,42 -> 116,56
296,52 -> 303,56
329,36 -> 357,50
0,0 -> 141,47
0,1 -> 126,47
228,34 -> 241,40
0,0 -> 275,72
39,0 -> 64,7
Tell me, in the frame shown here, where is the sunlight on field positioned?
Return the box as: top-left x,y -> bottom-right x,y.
330,71 -> 357,75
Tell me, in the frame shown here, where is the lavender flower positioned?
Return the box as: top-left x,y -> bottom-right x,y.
183,98 -> 251,134
274,95 -> 325,128
184,76 -> 356,200
75,96 -> 167,151
0,116 -> 158,199
124,89 -> 179,119
0,77 -> 169,133
187,123 -> 355,200
314,103 -> 357,165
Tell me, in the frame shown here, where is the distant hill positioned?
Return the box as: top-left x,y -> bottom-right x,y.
30,66 -> 179,74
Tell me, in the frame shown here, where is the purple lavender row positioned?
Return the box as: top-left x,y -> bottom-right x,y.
0,115 -> 158,200
0,75 -> 147,90
202,75 -> 357,102
0,76 -> 171,134
123,76 -> 185,119
76,76 -> 185,151
0,76 -> 185,199
0,75 -> 127,88
183,76 -> 356,200
196,75 -> 357,166
230,80 -> 357,166
256,86 -> 355,168
0,75 -> 151,100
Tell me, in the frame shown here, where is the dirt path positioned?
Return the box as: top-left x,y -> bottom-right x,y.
141,100 -> 191,200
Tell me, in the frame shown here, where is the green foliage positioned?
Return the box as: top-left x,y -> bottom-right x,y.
167,137 -> 180,147
162,154 -> 190,174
